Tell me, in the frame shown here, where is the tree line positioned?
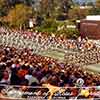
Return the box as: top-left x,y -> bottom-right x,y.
0,0 -> 100,38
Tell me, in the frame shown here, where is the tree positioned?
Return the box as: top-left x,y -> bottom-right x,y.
37,0 -> 75,21
6,4 -> 32,29
68,6 -> 90,20
61,0 -> 74,13
0,0 -> 8,17
89,8 -> 100,15
89,0 -> 100,15
39,0 -> 55,18
96,0 -> 100,8
55,0 -> 74,20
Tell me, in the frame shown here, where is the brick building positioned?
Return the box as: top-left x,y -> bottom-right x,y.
80,16 -> 100,39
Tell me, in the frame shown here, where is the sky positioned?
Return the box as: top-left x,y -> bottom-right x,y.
73,0 -> 96,5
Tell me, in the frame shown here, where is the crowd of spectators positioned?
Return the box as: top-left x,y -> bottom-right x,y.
65,47 -> 100,66
0,27 -> 99,99
0,45 -> 99,98
0,27 -> 95,54
0,45 -> 99,99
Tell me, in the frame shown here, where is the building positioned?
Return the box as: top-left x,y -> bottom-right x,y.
80,16 -> 100,39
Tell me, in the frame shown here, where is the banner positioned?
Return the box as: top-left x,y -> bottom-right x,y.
0,84 -> 100,100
